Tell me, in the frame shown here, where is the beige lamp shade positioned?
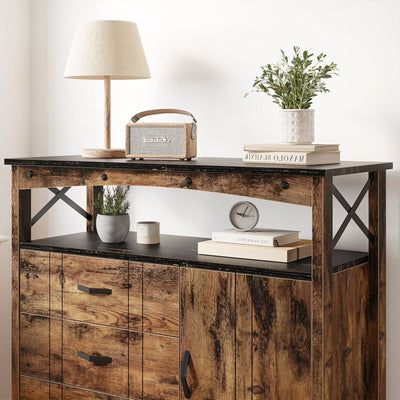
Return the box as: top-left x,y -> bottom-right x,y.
64,20 -> 150,80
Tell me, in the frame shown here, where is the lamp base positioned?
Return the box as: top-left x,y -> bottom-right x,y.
82,148 -> 126,159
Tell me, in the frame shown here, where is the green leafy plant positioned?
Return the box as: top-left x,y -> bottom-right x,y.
246,46 -> 338,109
94,186 -> 130,216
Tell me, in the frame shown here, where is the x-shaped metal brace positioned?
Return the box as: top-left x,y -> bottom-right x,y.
333,176 -> 374,247
31,187 -> 91,227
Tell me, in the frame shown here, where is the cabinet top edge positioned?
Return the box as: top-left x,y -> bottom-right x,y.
4,156 -> 393,177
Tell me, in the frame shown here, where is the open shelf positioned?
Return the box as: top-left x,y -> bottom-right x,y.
20,232 -> 368,281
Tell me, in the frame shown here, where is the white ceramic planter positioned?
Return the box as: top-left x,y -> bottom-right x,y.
96,214 -> 130,243
280,109 -> 315,144
136,221 -> 160,244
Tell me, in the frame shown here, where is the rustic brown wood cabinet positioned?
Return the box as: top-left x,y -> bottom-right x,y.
6,156 -> 392,399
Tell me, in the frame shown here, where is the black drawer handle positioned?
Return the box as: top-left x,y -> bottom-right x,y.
77,351 -> 112,364
181,351 -> 191,399
77,285 -> 112,295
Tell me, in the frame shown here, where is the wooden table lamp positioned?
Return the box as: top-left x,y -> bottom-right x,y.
64,20 -> 151,158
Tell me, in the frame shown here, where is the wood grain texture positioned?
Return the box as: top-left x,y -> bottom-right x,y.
129,262 -> 143,331
236,274 -> 253,400
63,386 -> 123,399
20,313 -> 49,380
49,383 -> 62,400
63,321 -> 129,398
312,176 -> 333,400
20,249 -> 50,315
143,334 -> 179,400
333,263 -> 369,399
87,185 -> 102,232
369,170 -> 386,400
63,254 -> 129,327
19,376 -> 49,399
181,267 -> 235,400
50,318 -> 63,383
143,263 -> 179,336
129,331 -> 143,400
18,166 -> 312,206
236,275 -> 311,399
50,252 -> 63,317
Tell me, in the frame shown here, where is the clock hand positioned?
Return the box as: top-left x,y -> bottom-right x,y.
242,206 -> 249,216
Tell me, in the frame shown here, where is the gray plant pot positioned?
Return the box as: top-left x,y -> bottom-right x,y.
96,214 -> 130,243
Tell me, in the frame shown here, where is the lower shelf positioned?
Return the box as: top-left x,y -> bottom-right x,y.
20,231 -> 368,281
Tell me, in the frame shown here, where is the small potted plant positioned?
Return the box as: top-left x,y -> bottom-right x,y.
94,186 -> 130,243
246,46 -> 338,143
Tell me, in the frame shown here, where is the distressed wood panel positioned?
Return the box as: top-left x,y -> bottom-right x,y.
369,170 -> 386,400
312,176 -> 333,400
18,167 -> 312,206
181,268 -> 235,400
49,383 -> 62,400
236,275 -> 311,399
143,334 -> 179,400
20,314 -> 49,380
333,263 -> 368,399
50,318 -> 63,383
20,376 -> 49,399
143,263 -> 179,337
129,262 -> 143,331
63,321 -> 129,398
20,249 -> 49,315
50,252 -> 63,318
63,255 -> 129,327
129,331 -> 143,400
236,274 -> 253,400
86,185 -> 102,232
63,386 -> 123,399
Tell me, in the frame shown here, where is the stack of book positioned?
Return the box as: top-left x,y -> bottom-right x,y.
198,229 -> 312,263
242,143 -> 340,165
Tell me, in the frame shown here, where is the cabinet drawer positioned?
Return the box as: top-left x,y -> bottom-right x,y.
20,250 -> 49,315
63,255 -> 129,327
143,334 -> 179,400
143,263 -> 179,336
63,321 -> 129,398
20,314 -> 49,380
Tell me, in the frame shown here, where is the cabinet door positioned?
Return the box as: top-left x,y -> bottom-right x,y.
236,274 -> 311,400
181,268 -> 236,400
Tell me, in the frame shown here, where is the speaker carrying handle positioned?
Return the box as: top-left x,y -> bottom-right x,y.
130,109 -> 197,124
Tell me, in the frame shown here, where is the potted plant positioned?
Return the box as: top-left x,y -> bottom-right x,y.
246,46 -> 338,143
94,186 -> 130,243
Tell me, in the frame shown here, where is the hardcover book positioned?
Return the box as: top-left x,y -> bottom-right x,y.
244,143 -> 339,152
212,229 -> 299,247
242,150 -> 340,165
198,239 -> 312,263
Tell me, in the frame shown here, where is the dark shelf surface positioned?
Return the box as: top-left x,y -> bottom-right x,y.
20,232 -> 368,281
4,155 -> 392,177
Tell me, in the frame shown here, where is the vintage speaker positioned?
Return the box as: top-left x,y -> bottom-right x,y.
126,109 -> 197,160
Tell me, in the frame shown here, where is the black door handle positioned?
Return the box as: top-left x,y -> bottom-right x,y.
77,351 -> 112,364
77,285 -> 112,295
181,351 -> 191,399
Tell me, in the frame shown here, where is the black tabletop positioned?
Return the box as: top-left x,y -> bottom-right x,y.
4,155 -> 393,177
20,232 -> 368,281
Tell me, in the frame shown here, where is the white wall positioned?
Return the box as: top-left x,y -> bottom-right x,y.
0,0 -> 31,397
2,0 -> 398,397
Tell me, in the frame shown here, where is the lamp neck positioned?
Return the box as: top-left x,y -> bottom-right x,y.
104,76 -> 111,149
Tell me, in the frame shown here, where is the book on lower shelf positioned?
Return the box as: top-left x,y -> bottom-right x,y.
242,150 -> 340,165
198,239 -> 312,263
212,228 -> 299,247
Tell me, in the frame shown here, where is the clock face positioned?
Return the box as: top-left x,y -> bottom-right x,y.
229,201 -> 259,231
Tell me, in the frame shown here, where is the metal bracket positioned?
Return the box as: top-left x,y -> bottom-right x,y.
333,177 -> 374,247
31,187 -> 91,227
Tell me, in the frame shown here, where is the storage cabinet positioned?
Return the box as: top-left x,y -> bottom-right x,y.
7,156 -> 391,399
